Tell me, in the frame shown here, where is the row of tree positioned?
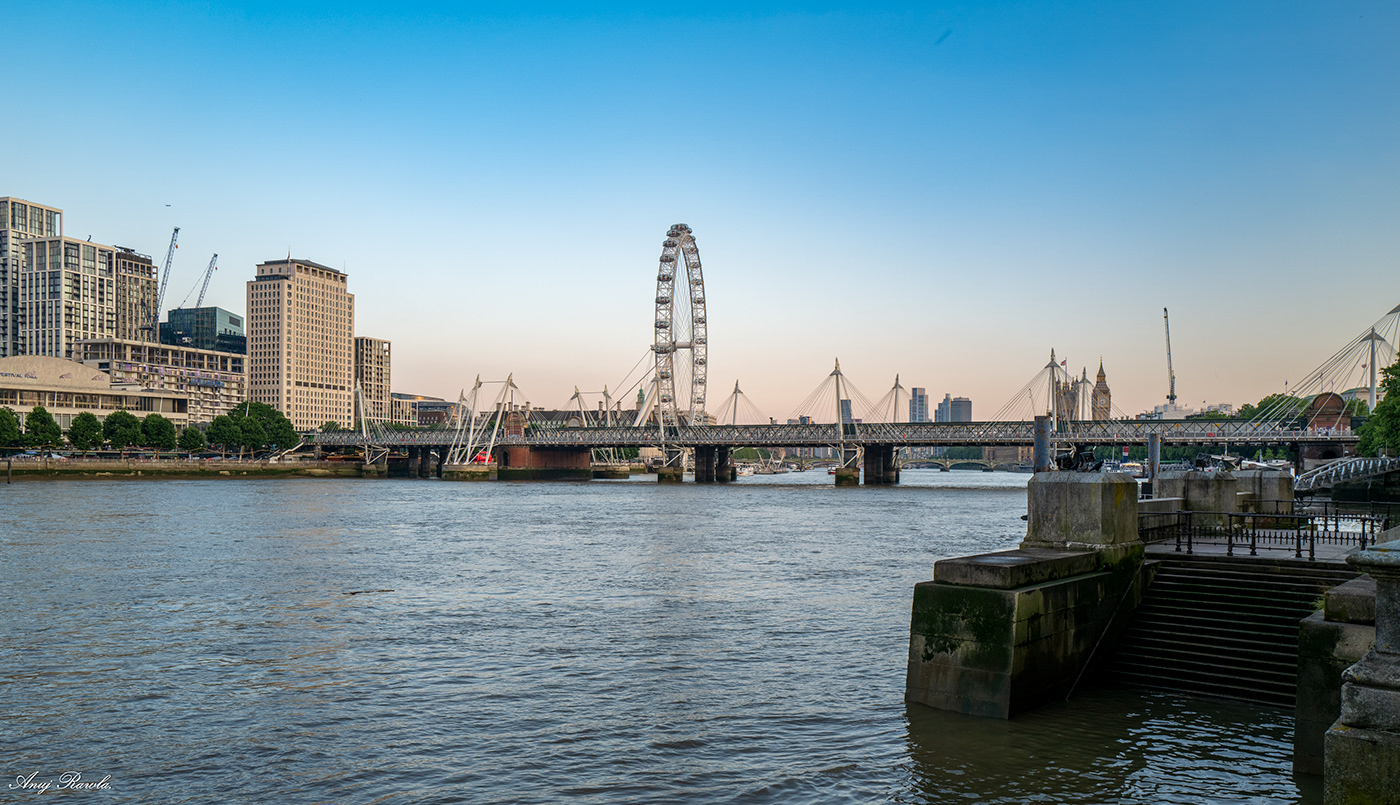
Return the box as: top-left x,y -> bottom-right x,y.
0,401 -> 303,455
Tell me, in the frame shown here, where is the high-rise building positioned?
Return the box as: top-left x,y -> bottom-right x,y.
113,247 -> 157,342
910,387 -> 929,422
247,258 -> 354,431
935,393 -> 952,422
354,336 -> 391,423
1092,360 -> 1112,421
161,307 -> 246,353
839,398 -> 853,424
20,237 -> 116,359
950,396 -> 973,422
0,197 -> 63,357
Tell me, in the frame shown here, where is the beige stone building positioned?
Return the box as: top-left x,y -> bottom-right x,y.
353,336 -> 391,423
113,247 -> 157,342
0,354 -> 187,429
20,236 -> 117,360
1,197 -> 63,357
247,258 -> 354,431
80,337 -> 247,424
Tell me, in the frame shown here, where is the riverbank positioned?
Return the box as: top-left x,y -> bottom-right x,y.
0,458 -> 367,480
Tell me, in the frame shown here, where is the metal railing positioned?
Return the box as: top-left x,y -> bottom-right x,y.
1138,509 -> 1386,561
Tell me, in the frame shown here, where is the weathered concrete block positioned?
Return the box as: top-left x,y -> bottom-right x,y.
1155,470 -> 1239,526
656,466 -> 684,484
1324,725 -> 1400,805
833,467 -> 860,487
1328,577 -> 1379,625
906,549 -> 1148,719
934,548 -> 1097,589
1022,473 -> 1139,551
1235,469 -> 1295,512
1296,611 -> 1376,775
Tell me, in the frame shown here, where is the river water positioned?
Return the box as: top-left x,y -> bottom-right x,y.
1,469 -> 1317,803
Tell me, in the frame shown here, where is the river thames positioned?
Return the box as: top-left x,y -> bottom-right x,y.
2,470 -> 1315,803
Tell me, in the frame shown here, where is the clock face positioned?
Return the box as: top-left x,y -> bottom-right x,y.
1095,394 -> 1108,406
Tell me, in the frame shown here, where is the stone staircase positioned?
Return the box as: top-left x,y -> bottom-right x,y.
1106,556 -> 1358,706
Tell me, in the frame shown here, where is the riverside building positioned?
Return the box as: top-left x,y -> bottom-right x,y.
80,338 -> 248,424
160,306 -> 246,354
1,197 -> 63,357
353,336 -> 391,423
20,236 -> 117,360
0,354 -> 188,429
113,247 -> 157,342
247,258 -> 354,431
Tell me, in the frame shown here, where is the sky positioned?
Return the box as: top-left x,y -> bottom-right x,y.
6,1 -> 1399,420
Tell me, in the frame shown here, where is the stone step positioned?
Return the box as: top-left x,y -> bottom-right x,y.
1110,666 -> 1295,706
1122,631 -> 1299,663
1131,601 -> 1312,630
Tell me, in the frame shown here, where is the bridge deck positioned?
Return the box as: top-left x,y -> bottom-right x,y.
313,420 -> 1356,449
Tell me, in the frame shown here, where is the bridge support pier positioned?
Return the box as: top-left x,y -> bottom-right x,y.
716,447 -> 735,482
863,445 -> 899,485
418,446 -> 431,478
694,446 -> 716,483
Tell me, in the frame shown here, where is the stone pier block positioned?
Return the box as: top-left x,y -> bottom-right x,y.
1021,473 -> 1139,553
1155,470 -> 1239,526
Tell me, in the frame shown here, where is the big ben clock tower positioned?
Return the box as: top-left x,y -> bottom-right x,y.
1092,360 -> 1112,421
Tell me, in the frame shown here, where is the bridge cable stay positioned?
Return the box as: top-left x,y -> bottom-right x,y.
868,375 -> 910,424
1246,303 -> 1399,430
786,360 -> 880,425
567,386 -> 624,464
712,380 -> 769,425
984,349 -> 1076,427
446,376 -> 518,465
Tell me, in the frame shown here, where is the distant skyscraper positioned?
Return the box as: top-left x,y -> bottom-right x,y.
0,197 -> 62,357
950,396 -> 973,422
935,393 -> 952,423
839,398 -> 853,423
247,258 -> 354,430
910,387 -> 929,422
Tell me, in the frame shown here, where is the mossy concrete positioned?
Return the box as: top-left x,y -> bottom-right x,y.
1297,600 -> 1375,775
1154,470 -> 1238,526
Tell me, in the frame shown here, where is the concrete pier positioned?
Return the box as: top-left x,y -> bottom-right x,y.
906,472 -> 1149,719
1155,470 -> 1239,526
496,446 -> 592,481
694,446 -> 717,483
657,465 -> 684,484
716,447 -> 735,482
863,445 -> 899,485
442,463 -> 496,481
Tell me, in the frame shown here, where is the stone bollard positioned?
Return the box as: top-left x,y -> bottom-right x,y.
1324,539 -> 1400,804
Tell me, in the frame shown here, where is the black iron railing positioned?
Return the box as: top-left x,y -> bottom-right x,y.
1138,509 -> 1385,560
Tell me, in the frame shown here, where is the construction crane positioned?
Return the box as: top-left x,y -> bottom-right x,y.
1163,307 -> 1177,405
176,254 -> 219,309
141,227 -> 180,334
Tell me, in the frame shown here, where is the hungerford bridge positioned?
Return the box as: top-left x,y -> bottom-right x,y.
311,223 -> 1388,483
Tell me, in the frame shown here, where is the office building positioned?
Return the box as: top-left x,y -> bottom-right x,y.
950,396 -> 973,422
354,336 -> 391,423
247,258 -> 354,431
113,247 -> 157,342
0,197 -> 63,357
20,236 -> 117,360
910,387 -> 929,422
391,392 -> 444,427
161,307 -> 246,354
935,394 -> 952,422
81,338 -> 248,424
839,398 -> 853,424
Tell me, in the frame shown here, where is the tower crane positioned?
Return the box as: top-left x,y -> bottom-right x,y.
1163,307 -> 1177,406
141,227 -> 180,334
176,254 -> 219,309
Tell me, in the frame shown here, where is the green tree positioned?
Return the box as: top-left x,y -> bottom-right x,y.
142,413 -> 178,451
238,417 -> 267,455
206,416 -> 241,455
230,401 -> 300,451
25,407 -> 62,447
178,426 -> 206,453
0,407 -> 21,448
1357,355 -> 1400,457
67,412 -> 104,453
103,410 -> 143,449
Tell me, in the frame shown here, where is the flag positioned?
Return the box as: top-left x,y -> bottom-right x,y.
1060,360 -> 1066,366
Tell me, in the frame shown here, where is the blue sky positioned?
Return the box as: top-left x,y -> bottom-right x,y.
7,2 -> 1398,418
